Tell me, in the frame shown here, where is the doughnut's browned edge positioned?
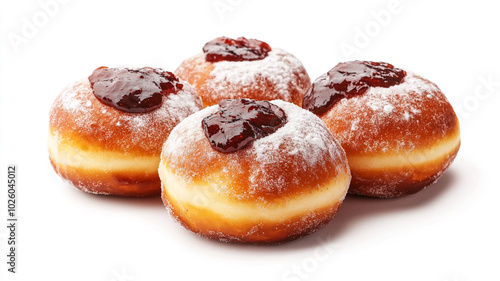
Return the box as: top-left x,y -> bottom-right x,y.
50,156 -> 160,197
161,185 -> 343,244
348,141 -> 460,198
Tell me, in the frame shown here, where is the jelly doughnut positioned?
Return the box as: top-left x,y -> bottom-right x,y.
159,98 -> 351,243
49,67 -> 202,196
175,37 -> 311,107
303,61 -> 460,198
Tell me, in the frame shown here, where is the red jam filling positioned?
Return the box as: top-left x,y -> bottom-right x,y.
302,61 -> 407,115
202,37 -> 272,62
202,98 -> 287,153
88,67 -> 184,113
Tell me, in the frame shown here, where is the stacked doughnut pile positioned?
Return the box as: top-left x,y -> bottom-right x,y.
49,37 -> 460,244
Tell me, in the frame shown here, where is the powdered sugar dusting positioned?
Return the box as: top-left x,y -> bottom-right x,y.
162,100 -> 348,200
208,49 -> 305,101
323,72 -> 457,153
176,48 -> 311,106
363,72 -> 441,117
50,78 -> 202,154
251,100 -> 343,169
383,104 -> 394,114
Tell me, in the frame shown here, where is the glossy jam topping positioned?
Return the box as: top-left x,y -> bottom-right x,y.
202,98 -> 287,153
302,61 -> 407,115
203,37 -> 272,62
88,67 -> 184,113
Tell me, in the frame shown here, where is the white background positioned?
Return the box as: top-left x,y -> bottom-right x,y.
1,0 -> 500,280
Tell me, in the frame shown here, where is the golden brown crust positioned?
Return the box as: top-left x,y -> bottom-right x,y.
49,79 -> 202,155
349,141 -> 460,198
320,72 -> 461,198
162,186 -> 342,243
50,156 -> 160,196
159,101 -> 351,243
174,55 -> 215,104
161,138 -> 346,203
161,100 -> 349,202
48,77 -> 202,196
175,49 -> 311,107
321,73 -> 458,154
